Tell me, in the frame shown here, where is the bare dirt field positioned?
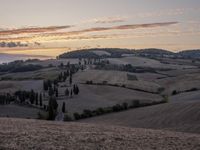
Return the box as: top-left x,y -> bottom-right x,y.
156,72 -> 200,95
0,118 -> 200,150
80,101 -> 200,134
74,70 -> 162,93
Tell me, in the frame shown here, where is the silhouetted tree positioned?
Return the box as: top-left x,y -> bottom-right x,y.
62,102 -> 66,113
73,84 -> 76,94
76,85 -> 79,95
63,73 -> 67,82
59,62 -> 64,68
69,75 -> 72,85
58,72 -> 63,81
65,88 -> 69,97
48,87 -> 54,97
73,84 -> 79,95
39,93 -> 42,106
30,89 -> 35,104
53,79 -> 58,87
35,93 -> 38,105
70,89 -> 73,98
55,88 -> 58,97
48,96 -> 58,120
47,80 -> 52,89
43,80 -> 48,91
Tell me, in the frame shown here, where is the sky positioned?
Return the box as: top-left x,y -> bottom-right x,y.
0,0 -> 200,57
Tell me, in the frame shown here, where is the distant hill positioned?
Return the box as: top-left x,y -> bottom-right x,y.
58,48 -> 174,59
0,53 -> 28,64
0,53 -> 49,64
58,48 -> 200,59
178,49 -> 200,59
58,48 -> 135,58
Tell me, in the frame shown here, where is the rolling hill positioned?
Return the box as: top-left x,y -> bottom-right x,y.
58,48 -> 135,59
80,101 -> 200,134
178,49 -> 200,58
58,48 -> 200,59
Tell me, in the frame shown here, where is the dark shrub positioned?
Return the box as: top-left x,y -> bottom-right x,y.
112,104 -> 123,112
102,81 -> 108,85
172,90 -> 178,95
64,114 -> 73,121
104,107 -> 113,113
158,87 -> 165,94
43,105 -> 47,111
121,84 -> 126,88
132,100 -> 140,108
122,102 -> 128,110
37,112 -> 47,120
95,107 -> 105,115
80,114 -> 88,119
162,95 -> 169,103
73,112 -> 81,120
86,80 -> 93,84
188,88 -> 198,92
83,109 -> 93,117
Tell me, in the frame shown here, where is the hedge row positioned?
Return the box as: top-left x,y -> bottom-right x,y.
85,80 -> 164,94
64,99 -> 167,121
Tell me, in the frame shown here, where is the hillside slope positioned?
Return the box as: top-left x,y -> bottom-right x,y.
0,118 -> 200,150
81,101 -> 200,134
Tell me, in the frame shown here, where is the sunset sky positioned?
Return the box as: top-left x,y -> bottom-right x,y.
0,0 -> 200,57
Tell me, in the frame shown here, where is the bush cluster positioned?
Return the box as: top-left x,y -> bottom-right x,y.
85,80 -> 93,84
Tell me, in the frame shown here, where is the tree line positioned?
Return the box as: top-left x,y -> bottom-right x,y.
15,90 -> 43,106
0,94 -> 15,105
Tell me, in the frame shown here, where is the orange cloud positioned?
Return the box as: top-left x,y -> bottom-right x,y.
0,22 -> 178,43
0,25 -> 72,36
42,22 -> 178,36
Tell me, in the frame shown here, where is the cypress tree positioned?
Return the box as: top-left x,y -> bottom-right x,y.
48,87 -> 54,96
48,96 -> 58,120
30,89 -> 35,104
35,93 -> 38,105
70,89 -> 73,98
69,75 -> 72,85
47,80 -> 52,89
43,80 -> 48,91
55,88 -> 58,97
73,84 -> 76,94
65,88 -> 69,97
62,102 -> 66,113
76,85 -> 79,95
39,93 -> 42,106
